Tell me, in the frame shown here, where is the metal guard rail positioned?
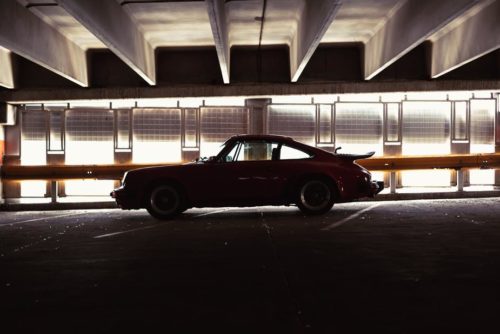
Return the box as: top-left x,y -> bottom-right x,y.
1,153 -> 499,181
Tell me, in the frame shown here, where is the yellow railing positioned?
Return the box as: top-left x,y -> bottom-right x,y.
1,153 -> 499,181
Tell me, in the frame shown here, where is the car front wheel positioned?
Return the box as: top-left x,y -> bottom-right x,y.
297,179 -> 335,215
146,184 -> 184,220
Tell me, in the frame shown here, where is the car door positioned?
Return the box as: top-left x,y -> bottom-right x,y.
218,140 -> 287,203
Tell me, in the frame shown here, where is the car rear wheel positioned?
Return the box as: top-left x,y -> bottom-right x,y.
146,184 -> 184,220
297,179 -> 335,215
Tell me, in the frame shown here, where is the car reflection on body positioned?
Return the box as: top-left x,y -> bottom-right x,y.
111,134 -> 384,219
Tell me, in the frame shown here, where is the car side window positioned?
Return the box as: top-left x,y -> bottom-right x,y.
226,141 -> 279,162
280,144 -> 311,160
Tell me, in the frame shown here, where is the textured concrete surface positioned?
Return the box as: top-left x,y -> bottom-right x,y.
1,198 -> 500,333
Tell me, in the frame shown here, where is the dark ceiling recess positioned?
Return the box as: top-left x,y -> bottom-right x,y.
441,49 -> 500,80
372,42 -> 432,81
88,49 -> 149,88
12,53 -> 80,89
299,44 -> 363,82
25,3 -> 58,8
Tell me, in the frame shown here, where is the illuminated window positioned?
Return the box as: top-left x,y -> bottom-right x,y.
65,109 -> 114,196
267,105 -> 316,145
335,103 -> 383,155
20,109 -> 46,197
469,99 -> 495,185
402,101 -> 451,187
133,108 -> 182,163
200,107 -> 248,157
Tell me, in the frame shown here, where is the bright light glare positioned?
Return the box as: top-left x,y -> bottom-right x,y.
20,140 -> 47,197
65,141 -> 113,165
402,170 -> 451,187
20,181 -> 46,197
65,180 -> 115,196
65,140 -> 114,196
133,142 -> 181,163
200,142 -> 223,159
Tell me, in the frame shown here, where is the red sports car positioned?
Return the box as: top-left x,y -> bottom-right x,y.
111,134 -> 384,219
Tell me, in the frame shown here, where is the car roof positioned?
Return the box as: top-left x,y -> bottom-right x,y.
228,134 -> 295,143
225,134 -> 331,158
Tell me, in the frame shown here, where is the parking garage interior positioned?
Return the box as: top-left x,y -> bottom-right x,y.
1,0 -> 500,333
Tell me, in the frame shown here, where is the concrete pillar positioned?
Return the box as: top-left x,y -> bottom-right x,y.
181,108 -> 200,162
3,111 -> 21,199
383,102 -> 402,189
450,141 -> 470,187
457,169 -> 464,192
245,98 -> 271,135
450,101 -> 470,187
0,125 -> 4,203
389,171 -> 397,194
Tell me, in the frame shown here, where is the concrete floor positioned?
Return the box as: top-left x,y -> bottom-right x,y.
1,198 -> 500,333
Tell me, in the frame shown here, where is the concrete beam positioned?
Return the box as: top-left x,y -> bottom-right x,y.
431,0 -> 500,78
56,0 -> 156,85
364,0 -> 478,80
0,0 -> 88,87
206,0 -> 230,84
2,80 -> 500,103
290,0 -> 342,82
0,47 -> 14,89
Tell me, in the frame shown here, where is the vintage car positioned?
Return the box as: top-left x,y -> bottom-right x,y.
111,134 -> 384,219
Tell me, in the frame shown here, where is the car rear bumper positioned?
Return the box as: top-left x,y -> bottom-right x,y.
371,180 -> 384,196
110,186 -> 141,209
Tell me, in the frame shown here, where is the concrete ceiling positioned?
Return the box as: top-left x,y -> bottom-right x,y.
1,0 -> 500,99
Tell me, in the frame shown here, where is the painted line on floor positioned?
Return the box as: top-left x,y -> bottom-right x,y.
193,208 -> 232,218
321,203 -> 381,231
93,224 -> 159,239
0,212 -> 86,227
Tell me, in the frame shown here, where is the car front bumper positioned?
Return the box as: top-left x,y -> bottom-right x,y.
110,186 -> 141,209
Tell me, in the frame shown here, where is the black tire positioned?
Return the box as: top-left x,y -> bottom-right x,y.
296,179 -> 335,215
146,184 -> 184,220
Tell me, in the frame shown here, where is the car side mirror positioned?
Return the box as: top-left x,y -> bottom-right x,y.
335,146 -> 342,153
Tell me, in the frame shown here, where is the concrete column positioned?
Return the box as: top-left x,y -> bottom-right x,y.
457,169 -> 464,192
495,94 -> 500,186
181,108 -> 200,162
450,101 -> 470,187
383,102 -> 402,190
3,110 -> 21,199
245,98 -> 271,135
0,125 -> 4,203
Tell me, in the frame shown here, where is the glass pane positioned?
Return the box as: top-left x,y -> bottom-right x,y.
335,103 -> 383,155
66,109 -> 114,165
200,107 -> 248,157
21,110 -> 46,166
470,99 -> 495,146
237,141 -> 278,161
280,145 -> 310,160
133,108 -> 182,163
469,99 -> 495,185
402,101 -> 451,187
267,105 -> 316,145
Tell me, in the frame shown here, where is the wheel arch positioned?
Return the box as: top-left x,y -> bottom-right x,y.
142,177 -> 189,207
286,173 -> 340,202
